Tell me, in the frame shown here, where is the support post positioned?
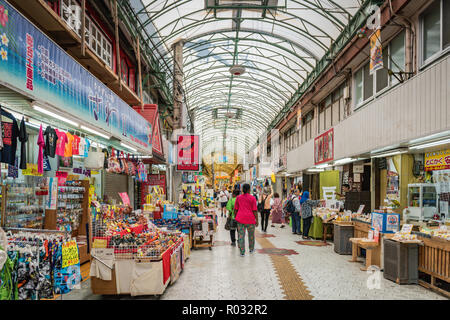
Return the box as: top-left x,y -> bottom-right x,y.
114,0 -> 122,90
81,0 -> 86,56
136,36 -> 144,108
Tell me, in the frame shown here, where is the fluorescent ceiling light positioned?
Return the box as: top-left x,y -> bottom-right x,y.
315,163 -> 331,169
409,131 -> 450,144
80,125 -> 111,139
120,142 -> 137,152
409,138 -> 450,150
333,158 -> 353,165
25,122 -> 41,130
33,105 -> 79,127
371,145 -> 400,154
371,149 -> 408,158
308,169 -> 324,172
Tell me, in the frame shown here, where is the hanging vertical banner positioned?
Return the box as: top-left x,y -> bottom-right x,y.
176,135 -> 200,171
369,29 -> 383,74
296,109 -> 302,131
314,128 -> 334,165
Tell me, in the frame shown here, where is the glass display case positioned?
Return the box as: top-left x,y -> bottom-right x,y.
407,183 -> 438,221
3,182 -> 47,229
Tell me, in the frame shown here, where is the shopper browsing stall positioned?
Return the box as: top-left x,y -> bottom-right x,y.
300,191 -> 321,240
234,184 -> 258,257
291,189 -> 302,235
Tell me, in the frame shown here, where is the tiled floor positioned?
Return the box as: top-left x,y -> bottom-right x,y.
63,215 -> 447,300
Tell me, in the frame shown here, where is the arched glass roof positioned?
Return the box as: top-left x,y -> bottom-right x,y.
135,0 -> 366,161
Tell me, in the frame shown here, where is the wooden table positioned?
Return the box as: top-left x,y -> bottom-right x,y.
349,238 -> 381,271
322,221 -> 334,243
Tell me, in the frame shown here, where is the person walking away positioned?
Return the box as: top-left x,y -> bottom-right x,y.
258,182 -> 272,233
291,189 -> 302,235
226,189 -> 240,246
270,193 -> 285,228
234,184 -> 258,257
300,191 -> 321,240
218,186 -> 230,218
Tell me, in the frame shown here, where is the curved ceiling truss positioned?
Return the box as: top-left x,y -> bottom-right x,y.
137,0 -> 364,160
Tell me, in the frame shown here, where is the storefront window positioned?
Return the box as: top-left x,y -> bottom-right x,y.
354,67 -> 363,105
354,31 -> 405,108
421,0 -> 449,65
390,31 -> 406,85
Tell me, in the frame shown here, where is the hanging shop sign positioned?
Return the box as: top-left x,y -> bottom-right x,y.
0,0 -> 152,152
425,149 -> 450,171
314,128 -> 334,165
176,134 -> 200,171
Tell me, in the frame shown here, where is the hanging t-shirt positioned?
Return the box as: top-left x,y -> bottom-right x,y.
64,132 -> 74,157
78,138 -> 86,157
84,139 -> 90,157
18,117 -> 28,170
55,129 -> 67,157
72,135 -> 80,155
44,126 -> 57,158
37,125 -> 45,174
0,110 -> 19,166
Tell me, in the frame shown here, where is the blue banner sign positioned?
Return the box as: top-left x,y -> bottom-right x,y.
0,0 -> 152,152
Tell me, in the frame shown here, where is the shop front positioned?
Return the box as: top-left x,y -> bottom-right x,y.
0,1 -> 168,300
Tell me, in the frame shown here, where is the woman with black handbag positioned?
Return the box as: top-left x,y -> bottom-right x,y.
225,189 -> 240,246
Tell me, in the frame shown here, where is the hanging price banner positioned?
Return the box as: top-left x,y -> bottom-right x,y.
62,240 -> 80,268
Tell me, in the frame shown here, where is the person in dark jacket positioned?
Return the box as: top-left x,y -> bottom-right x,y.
300,191 -> 321,240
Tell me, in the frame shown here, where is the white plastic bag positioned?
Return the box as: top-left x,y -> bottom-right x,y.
84,147 -> 105,170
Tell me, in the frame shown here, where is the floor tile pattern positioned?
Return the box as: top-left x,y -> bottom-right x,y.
61,214 -> 447,300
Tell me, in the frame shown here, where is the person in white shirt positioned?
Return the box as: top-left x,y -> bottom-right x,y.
218,185 -> 230,217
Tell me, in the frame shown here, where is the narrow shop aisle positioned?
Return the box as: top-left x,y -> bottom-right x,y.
64,215 -> 445,300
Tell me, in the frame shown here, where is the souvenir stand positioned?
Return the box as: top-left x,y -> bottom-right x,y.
412,225 -> 450,297
88,202 -> 186,296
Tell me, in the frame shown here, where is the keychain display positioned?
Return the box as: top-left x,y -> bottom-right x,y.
56,181 -> 86,233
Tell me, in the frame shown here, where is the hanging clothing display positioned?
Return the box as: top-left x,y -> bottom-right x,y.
18,117 -> 28,170
72,135 -> 80,156
44,126 -> 57,158
0,109 -> 19,166
1,230 -> 81,300
55,129 -> 67,157
64,132 -> 74,157
37,125 -> 45,174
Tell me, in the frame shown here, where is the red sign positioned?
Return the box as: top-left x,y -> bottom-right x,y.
314,128 -> 334,165
176,135 -> 200,171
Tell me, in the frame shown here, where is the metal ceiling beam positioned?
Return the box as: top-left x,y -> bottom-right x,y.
186,76 -> 291,100
184,36 -> 313,71
184,62 -> 299,94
